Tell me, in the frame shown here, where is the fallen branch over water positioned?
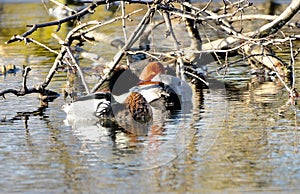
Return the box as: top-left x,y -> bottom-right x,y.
0,66 -> 59,105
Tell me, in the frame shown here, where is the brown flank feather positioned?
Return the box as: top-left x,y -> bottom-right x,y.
126,92 -> 152,123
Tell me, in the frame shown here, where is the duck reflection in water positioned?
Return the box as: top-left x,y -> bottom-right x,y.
63,61 -> 193,140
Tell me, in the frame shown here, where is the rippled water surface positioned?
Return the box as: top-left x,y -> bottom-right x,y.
0,1 -> 300,193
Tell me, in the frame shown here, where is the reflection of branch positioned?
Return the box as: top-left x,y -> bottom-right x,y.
0,106 -> 48,130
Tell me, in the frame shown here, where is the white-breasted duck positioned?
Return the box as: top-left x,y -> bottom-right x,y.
63,61 -> 192,126
98,61 -> 192,120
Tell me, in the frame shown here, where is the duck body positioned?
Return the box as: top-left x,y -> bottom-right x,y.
137,61 -> 192,108
0,64 -> 17,75
150,73 -> 193,103
111,61 -> 190,112
127,81 -> 181,111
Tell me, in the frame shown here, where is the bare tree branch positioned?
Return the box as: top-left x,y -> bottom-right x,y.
91,6 -> 156,93
1,0 -> 299,108
252,0 -> 300,38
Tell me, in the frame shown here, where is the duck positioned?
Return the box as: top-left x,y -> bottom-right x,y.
6,64 -> 17,74
63,61 -> 192,130
0,64 -> 17,75
97,61 -> 192,120
138,61 -> 192,104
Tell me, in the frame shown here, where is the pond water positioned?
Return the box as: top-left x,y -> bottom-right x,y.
0,1 -> 300,193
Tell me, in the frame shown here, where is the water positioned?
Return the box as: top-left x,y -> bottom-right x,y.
0,1 -> 300,193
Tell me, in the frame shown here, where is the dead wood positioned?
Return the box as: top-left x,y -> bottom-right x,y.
1,0 -> 299,107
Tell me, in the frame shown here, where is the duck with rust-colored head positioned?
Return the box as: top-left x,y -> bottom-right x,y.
134,61 -> 182,110
64,61 -> 192,130
109,61 -> 192,114
97,61 -> 190,134
138,61 -> 192,106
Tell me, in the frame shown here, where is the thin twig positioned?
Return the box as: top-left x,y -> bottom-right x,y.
121,1 -> 128,43
5,2 -> 101,44
184,71 -> 209,87
91,6 -> 156,93
290,39 -> 295,89
162,11 -> 185,80
65,46 -> 91,94
79,9 -> 143,36
21,66 -> 32,94
200,0 -> 213,12
121,0 -> 130,66
215,53 -> 288,74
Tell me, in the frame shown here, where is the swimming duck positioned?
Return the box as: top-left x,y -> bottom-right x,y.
0,64 -> 17,75
6,64 -> 17,74
64,61 -> 192,127
98,61 -> 192,119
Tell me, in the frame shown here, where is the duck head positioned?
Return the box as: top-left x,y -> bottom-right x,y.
139,61 -> 165,82
108,65 -> 139,96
